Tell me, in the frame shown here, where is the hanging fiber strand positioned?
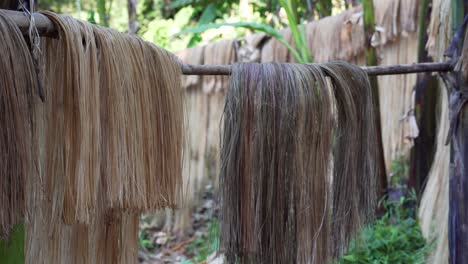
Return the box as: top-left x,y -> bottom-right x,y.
0,10 -> 37,240
94,25 -> 185,211
220,62 -> 379,263
418,0 -> 451,262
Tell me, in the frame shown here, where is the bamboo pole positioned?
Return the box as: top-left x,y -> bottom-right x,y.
182,62 -> 453,76
1,9 -> 454,77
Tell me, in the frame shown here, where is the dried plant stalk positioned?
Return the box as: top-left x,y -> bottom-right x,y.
220,62 -> 379,263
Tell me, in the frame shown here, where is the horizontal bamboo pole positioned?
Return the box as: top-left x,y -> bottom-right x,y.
2,9 -> 56,37
182,62 -> 453,76
2,9 -> 454,76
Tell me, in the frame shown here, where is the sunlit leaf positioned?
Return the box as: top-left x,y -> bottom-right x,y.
176,21 -> 303,62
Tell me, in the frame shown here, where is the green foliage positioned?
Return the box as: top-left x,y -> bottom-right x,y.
278,0 -> 311,62
337,193 -> 431,264
87,9 -> 97,24
97,0 -> 109,26
142,6 -> 195,50
38,0 -> 74,12
37,0 -> 350,51
198,3 -> 217,24
170,0 -> 238,10
176,0 -> 311,63
182,219 -> 220,263
389,156 -> 410,187
0,224 -> 25,264
138,229 -> 155,251
315,0 -> 333,17
179,21 -> 300,60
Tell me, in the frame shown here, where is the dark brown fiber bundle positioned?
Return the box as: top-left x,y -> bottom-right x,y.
0,10 -> 37,239
220,62 -> 380,263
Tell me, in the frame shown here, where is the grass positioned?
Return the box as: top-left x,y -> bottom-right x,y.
182,219 -> 220,263
0,224 -> 25,264
138,229 -> 156,251
337,156 -> 432,263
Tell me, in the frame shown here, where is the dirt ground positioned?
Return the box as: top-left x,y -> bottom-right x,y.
139,184 -> 223,264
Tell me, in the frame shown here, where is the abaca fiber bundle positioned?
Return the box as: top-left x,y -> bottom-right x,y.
13,12 -> 185,263
94,23 -> 185,211
0,11 -> 37,239
220,62 -> 380,263
29,11 -> 184,221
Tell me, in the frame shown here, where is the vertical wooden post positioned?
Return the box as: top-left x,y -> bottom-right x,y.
447,0 -> 467,260
450,101 -> 468,263
408,0 -> 437,194
127,0 -> 138,34
362,0 -> 388,197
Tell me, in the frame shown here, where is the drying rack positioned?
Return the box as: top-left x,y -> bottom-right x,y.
2,7 -> 468,263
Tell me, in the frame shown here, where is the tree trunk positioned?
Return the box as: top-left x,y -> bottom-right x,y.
305,0 -> 315,21
128,0 -> 138,34
97,0 -> 109,27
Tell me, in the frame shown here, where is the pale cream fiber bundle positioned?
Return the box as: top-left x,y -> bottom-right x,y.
94,25 -> 185,211
16,11 -> 185,263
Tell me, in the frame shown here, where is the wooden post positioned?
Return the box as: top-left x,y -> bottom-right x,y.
450,101 -> 468,263
362,0 -> 388,198
127,0 -> 138,34
446,0 -> 467,260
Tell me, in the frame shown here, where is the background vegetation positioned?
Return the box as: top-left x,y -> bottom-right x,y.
37,0 -> 355,51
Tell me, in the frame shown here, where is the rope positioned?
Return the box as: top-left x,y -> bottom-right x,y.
19,0 -> 44,101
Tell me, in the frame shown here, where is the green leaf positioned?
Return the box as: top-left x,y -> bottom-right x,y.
170,0 -> 214,9
170,0 -> 196,9
277,0 -> 311,63
343,255 -> 358,261
176,22 -> 303,62
198,3 -> 217,24
188,34 -> 203,47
